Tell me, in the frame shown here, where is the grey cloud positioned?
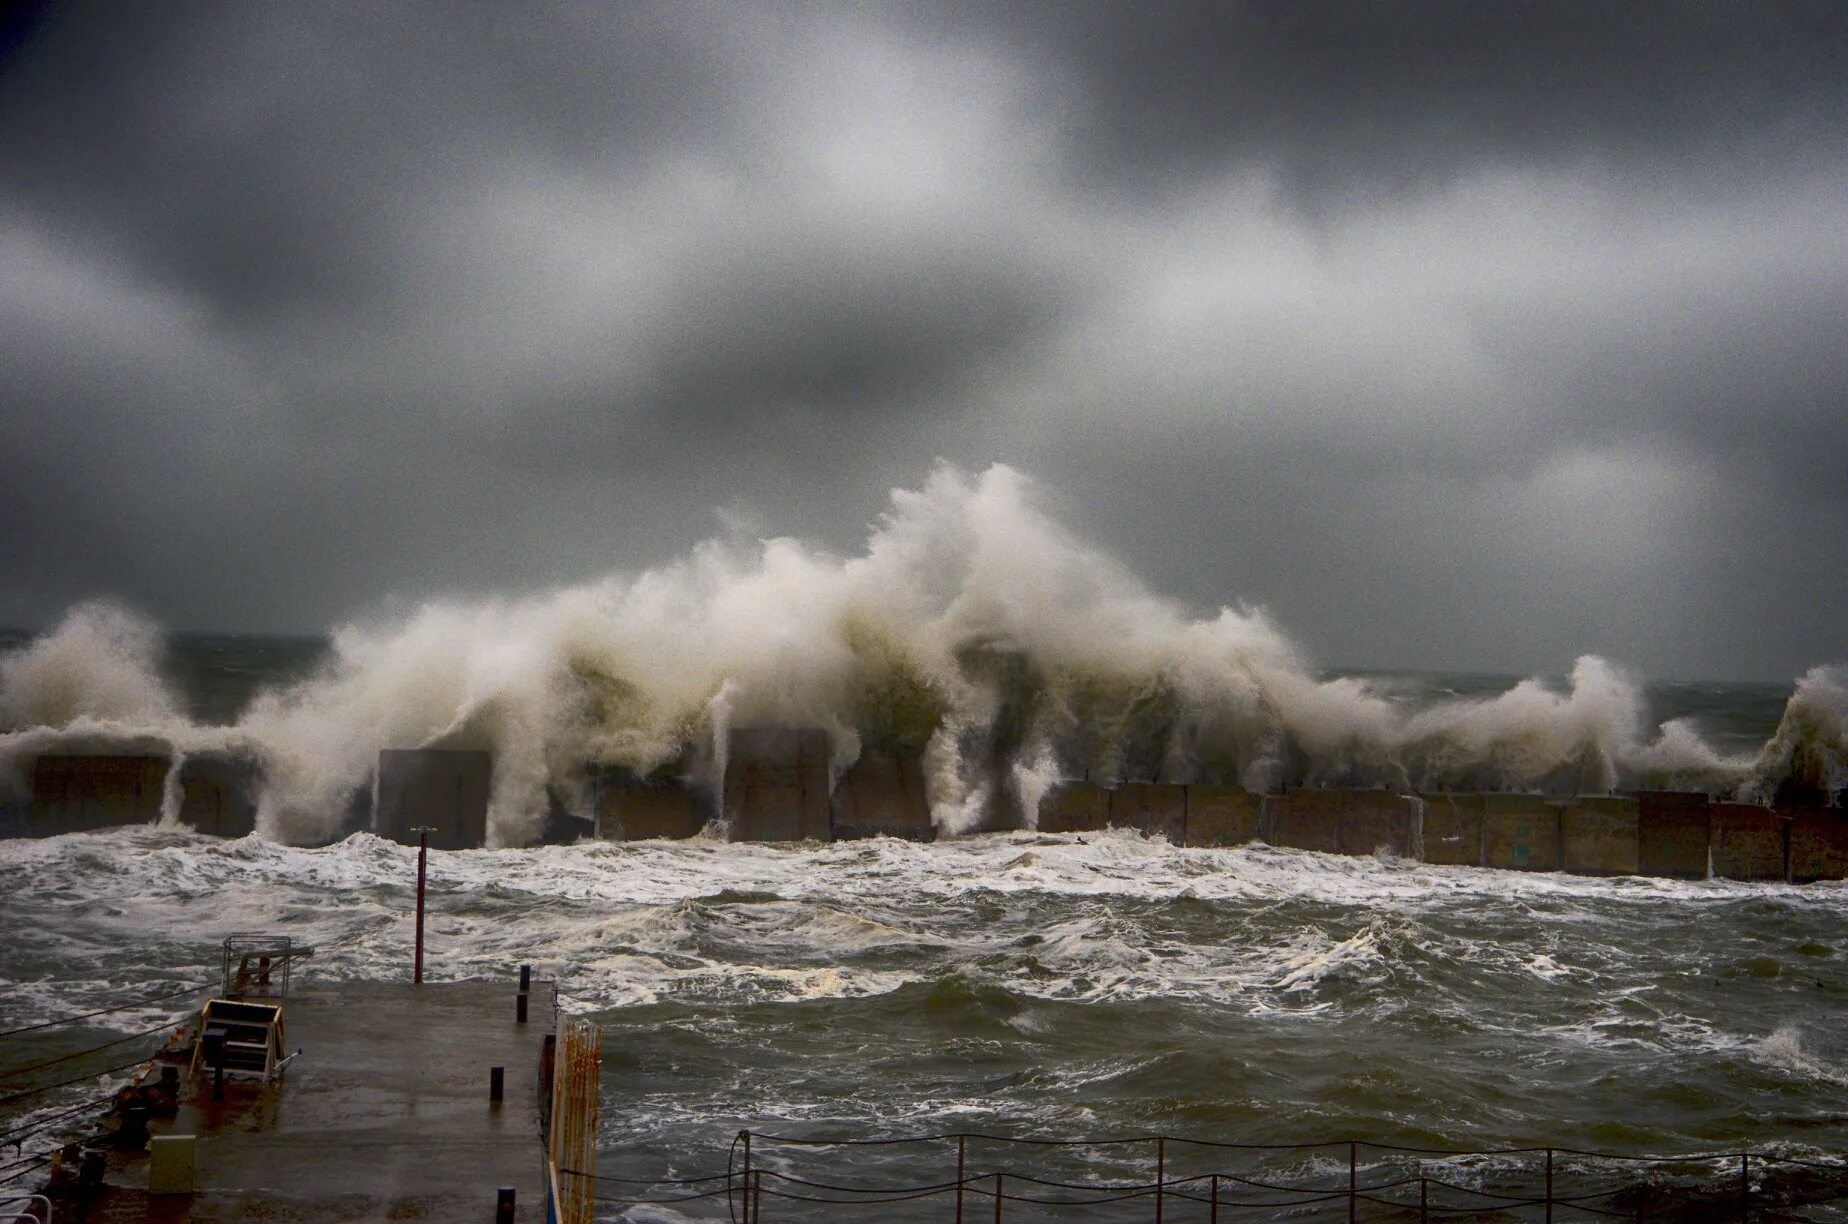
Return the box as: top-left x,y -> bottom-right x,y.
0,1 -> 1841,679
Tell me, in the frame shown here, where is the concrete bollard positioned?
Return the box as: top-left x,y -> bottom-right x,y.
496,1186 -> 516,1223
516,992 -> 528,1024
490,1065 -> 504,1103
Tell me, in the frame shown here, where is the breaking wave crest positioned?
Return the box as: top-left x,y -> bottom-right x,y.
0,465 -> 1841,843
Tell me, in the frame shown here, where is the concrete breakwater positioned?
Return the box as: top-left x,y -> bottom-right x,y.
3,738 -> 1844,882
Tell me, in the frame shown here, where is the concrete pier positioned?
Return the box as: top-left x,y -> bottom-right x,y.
177,754 -> 260,839
1637,792 -> 1712,880
1112,782 -> 1187,844
830,748 -> 934,841
1559,796 -> 1640,876
1183,785 -> 1260,847
88,978 -> 552,1221
376,749 -> 491,850
1710,803 -> 1787,881
725,727 -> 830,841
1036,782 -> 1110,834
1267,789 -> 1419,857
29,754 -> 168,836
595,763 -> 706,841
1482,794 -> 1561,871
1420,793 -> 1484,866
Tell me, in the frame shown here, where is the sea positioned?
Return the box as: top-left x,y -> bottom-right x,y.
1,469 -> 1844,1216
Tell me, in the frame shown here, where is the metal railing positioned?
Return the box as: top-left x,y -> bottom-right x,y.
556,1130 -> 1848,1221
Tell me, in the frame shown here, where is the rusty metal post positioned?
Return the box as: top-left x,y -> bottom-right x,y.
1740,1153 -> 1749,1222
520,963 -> 531,992
752,1168 -> 763,1221
1210,1173 -> 1219,1223
740,1131 -> 751,1224
412,825 -> 434,984
489,1065 -> 504,1103
1349,1141 -> 1357,1224
1545,1148 -> 1554,1223
1156,1136 -> 1165,1224
517,991 -> 529,1023
495,1186 -> 515,1223
956,1134 -> 965,1224
994,1172 -> 1003,1223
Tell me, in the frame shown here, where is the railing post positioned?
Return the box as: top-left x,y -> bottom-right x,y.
956,1135 -> 966,1224
1740,1153 -> 1749,1222
994,1172 -> 1004,1224
1349,1141 -> 1357,1224
1546,1147 -> 1554,1224
1420,1176 -> 1428,1223
1211,1173 -> 1219,1224
753,1168 -> 763,1221
1156,1136 -> 1165,1224
740,1131 -> 751,1224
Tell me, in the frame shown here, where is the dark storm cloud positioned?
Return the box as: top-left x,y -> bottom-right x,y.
0,0 -> 1843,680
960,1 -> 1848,196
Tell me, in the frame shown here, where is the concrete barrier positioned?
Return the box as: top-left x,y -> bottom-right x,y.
1336,790 -> 1421,856
830,748 -> 934,841
1419,793 -> 1484,866
724,728 -> 830,842
376,749 -> 491,850
1636,791 -> 1711,879
1710,803 -> 1788,881
30,755 -> 169,835
1264,789 -> 1341,853
178,753 -> 260,838
1481,794 -> 1561,871
595,764 -> 706,841
1111,782 -> 1187,844
1558,796 -> 1639,876
1785,808 -> 1848,883
1036,783 -> 1110,834
1184,785 -> 1261,847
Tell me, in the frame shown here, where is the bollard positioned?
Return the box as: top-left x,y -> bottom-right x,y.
490,1065 -> 504,1103
495,1185 -> 515,1223
519,963 -> 532,992
516,991 -> 529,1024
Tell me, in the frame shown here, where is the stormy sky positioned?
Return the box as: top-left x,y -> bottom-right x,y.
0,1 -> 1843,681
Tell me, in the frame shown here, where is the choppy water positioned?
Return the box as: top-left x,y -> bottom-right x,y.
4,828 -> 1845,1218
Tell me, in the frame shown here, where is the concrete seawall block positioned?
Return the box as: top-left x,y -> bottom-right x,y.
595,763 -> 706,841
831,749 -> 934,841
1785,808 -> 1848,883
31,755 -> 169,835
1037,783 -> 1110,834
1637,791 -> 1711,879
178,753 -> 260,838
1419,793 -> 1484,866
1184,785 -> 1260,847
1112,782 -> 1187,843
1336,791 -> 1421,856
376,749 -> 491,850
1265,789 -> 1341,853
1482,794 -> 1561,871
1559,796 -> 1639,876
724,728 -> 830,842
1710,803 -> 1788,881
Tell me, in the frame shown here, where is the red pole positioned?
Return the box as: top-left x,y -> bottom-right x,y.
414,826 -> 431,984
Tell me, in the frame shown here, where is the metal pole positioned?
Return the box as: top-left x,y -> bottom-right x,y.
994,1172 -> 1003,1224
1211,1173 -> 1219,1224
753,1169 -> 762,1222
1349,1141 -> 1357,1224
741,1132 -> 751,1224
1546,1148 -> 1554,1224
1420,1177 -> 1428,1223
1740,1153 -> 1749,1223
956,1135 -> 965,1224
1156,1137 -> 1165,1224
412,826 -> 434,984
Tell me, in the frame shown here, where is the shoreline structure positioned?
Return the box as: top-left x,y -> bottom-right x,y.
5,735 -> 1843,881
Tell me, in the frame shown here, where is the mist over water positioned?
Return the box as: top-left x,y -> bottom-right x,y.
0,465 -> 1842,845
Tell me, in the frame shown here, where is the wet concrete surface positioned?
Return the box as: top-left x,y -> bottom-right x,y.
94,979 -> 552,1222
